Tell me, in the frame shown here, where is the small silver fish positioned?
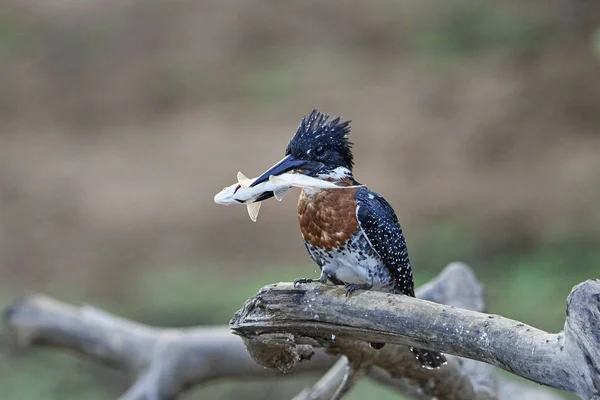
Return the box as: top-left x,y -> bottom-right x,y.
214,172 -> 362,222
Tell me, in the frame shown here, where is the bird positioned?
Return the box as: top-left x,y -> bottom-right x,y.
249,110 -> 447,370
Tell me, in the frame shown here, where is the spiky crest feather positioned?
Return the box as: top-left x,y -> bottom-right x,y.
285,110 -> 354,171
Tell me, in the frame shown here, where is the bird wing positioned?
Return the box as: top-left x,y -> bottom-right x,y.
355,188 -> 415,296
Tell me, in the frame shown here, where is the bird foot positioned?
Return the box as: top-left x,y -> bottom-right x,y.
293,278 -> 314,288
344,283 -> 371,297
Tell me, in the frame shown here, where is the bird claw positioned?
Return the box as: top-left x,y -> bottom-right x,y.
345,284 -> 360,297
344,282 -> 372,297
294,278 -> 314,288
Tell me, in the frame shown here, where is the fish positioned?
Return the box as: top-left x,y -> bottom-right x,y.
214,172 -> 363,222
213,171 -> 273,222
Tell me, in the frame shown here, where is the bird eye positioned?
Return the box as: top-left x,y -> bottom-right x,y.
314,146 -> 325,157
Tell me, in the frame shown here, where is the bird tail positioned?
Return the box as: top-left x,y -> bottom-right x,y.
410,347 -> 447,369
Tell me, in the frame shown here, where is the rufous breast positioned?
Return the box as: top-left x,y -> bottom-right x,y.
297,187 -> 360,251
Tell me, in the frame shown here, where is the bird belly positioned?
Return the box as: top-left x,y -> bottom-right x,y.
306,233 -> 392,290
332,251 -> 378,285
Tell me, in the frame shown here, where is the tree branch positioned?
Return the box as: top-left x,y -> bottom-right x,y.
3,263 -> 570,400
4,295 -> 334,399
292,357 -> 352,400
230,273 -> 600,399
288,262 -> 497,400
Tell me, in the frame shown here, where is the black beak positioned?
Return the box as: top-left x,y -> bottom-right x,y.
250,154 -> 323,187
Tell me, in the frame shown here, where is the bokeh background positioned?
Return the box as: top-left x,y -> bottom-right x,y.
1,1 -> 599,399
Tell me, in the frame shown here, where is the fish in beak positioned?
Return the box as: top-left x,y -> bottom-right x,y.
214,170 -> 363,222
249,155 -> 325,188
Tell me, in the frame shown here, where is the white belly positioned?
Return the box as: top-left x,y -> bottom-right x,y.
327,252 -> 377,284
306,233 -> 392,290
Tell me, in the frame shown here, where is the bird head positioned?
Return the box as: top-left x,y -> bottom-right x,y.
250,110 -> 354,187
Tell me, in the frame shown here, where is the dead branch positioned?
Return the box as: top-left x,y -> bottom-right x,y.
289,262 -> 498,400
230,271 -> 600,400
282,263 -> 547,400
3,263 -> 569,400
3,295 -> 336,399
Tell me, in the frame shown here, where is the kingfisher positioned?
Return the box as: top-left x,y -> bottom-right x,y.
250,110 -> 446,369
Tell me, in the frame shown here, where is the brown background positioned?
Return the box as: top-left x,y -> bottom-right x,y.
0,1 -> 599,399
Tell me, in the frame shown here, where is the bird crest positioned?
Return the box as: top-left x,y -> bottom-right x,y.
285,110 -> 354,171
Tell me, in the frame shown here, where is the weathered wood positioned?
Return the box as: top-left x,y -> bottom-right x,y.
253,262 -> 501,400
4,295 -> 334,399
230,278 -> 600,399
3,263 -> 568,400
234,263 -> 561,400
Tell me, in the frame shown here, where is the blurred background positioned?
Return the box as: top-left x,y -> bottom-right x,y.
1,0 -> 599,399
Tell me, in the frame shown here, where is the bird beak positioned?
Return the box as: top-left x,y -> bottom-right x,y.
250,154 -> 324,187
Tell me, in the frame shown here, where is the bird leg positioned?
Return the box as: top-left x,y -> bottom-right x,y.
344,276 -> 374,297
294,269 -> 329,287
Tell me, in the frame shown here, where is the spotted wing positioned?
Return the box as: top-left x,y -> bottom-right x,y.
355,188 -> 415,296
